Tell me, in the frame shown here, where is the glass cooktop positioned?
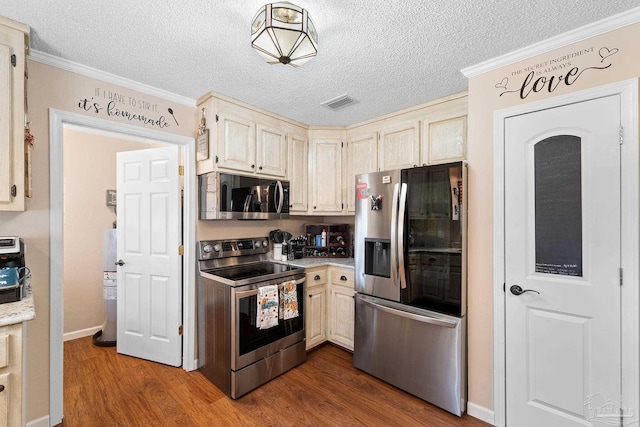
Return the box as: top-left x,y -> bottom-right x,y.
204,262 -> 300,282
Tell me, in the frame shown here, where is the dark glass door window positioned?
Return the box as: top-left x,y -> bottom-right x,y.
534,135 -> 583,277
402,163 -> 464,316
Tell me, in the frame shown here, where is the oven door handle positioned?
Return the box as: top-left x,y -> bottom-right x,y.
235,278 -> 305,299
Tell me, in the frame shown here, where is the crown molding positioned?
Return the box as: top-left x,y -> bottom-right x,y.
461,6 -> 640,78
28,49 -> 196,107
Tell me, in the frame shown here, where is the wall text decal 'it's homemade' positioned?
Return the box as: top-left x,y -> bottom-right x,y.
77,87 -> 180,129
495,46 -> 619,100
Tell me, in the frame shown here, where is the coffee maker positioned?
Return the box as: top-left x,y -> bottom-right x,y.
0,237 -> 26,303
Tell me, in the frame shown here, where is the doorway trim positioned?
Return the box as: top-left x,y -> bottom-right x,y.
492,79 -> 639,426
49,109 -> 197,426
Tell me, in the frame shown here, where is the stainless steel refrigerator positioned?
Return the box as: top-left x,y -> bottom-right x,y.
353,162 -> 467,416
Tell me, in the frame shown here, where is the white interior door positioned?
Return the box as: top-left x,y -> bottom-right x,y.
504,95 -> 621,426
116,145 -> 182,366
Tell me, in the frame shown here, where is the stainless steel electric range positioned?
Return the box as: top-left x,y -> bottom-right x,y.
197,237 -> 306,399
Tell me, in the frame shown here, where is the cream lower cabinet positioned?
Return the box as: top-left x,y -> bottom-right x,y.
0,323 -> 24,427
304,266 -> 355,351
305,267 -> 327,350
328,267 -> 355,351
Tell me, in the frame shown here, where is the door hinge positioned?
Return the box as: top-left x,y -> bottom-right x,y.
178,165 -> 184,176
179,245 -> 184,256
10,54 -> 16,67
215,155 -> 219,163
215,114 -> 219,122
619,267 -> 623,286
10,185 -> 16,197
178,325 -> 183,335
619,126 -> 624,145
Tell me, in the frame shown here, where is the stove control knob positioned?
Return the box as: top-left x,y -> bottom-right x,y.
202,244 -> 213,253
262,239 -> 268,248
213,243 -> 222,252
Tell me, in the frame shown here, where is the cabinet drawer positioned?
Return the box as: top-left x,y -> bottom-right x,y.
306,268 -> 327,288
330,268 -> 354,288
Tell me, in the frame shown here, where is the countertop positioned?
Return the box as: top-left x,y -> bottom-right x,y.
270,255 -> 355,270
0,288 -> 35,327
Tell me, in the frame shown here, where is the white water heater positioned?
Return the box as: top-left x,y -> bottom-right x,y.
94,229 -> 117,346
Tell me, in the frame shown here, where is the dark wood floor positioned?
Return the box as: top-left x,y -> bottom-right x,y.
62,337 -> 489,426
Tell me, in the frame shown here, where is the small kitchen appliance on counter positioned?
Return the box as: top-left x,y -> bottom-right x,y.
0,236 -> 28,304
197,237 -> 306,398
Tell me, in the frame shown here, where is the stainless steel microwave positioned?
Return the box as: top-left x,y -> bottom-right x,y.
199,172 -> 290,220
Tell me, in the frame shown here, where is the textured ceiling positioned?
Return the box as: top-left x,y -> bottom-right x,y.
2,1 -> 640,126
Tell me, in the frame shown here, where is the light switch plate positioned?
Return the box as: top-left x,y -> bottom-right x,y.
106,190 -> 117,207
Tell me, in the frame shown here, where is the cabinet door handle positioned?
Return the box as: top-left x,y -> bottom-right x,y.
251,164 -> 255,169
0,384 -> 4,392
259,166 -> 263,170
314,275 -> 321,280
340,275 -> 347,281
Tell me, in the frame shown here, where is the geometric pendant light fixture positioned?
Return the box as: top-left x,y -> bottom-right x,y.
251,2 -> 318,66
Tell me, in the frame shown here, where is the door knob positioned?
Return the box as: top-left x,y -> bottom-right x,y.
510,285 -> 539,296
115,259 -> 126,266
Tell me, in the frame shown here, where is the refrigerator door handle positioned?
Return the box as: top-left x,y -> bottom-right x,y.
390,183 -> 400,287
359,295 -> 458,328
397,183 -> 408,289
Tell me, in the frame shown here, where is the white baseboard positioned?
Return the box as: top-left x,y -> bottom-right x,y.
467,401 -> 495,425
26,415 -> 49,427
63,325 -> 102,342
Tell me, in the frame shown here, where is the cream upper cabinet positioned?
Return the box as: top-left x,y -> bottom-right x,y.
378,120 -> 420,170
0,17 -> 28,211
421,114 -> 467,165
328,267 -> 355,351
308,130 -> 344,214
216,112 -> 257,174
216,115 -> 287,177
420,96 -> 468,165
196,93 -> 302,179
345,131 -> 378,213
288,132 -> 308,213
256,124 -> 287,177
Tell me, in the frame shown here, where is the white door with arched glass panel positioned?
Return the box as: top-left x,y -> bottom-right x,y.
504,95 -> 622,426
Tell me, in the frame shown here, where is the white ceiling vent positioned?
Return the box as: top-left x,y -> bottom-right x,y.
321,94 -> 357,111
